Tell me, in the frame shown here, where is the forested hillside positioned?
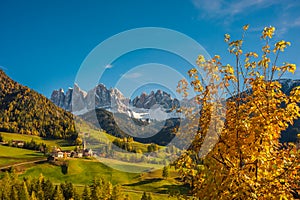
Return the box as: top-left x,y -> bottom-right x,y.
79,108 -> 179,145
0,70 -> 77,139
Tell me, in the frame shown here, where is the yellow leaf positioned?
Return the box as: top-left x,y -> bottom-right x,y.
243,24 -> 249,31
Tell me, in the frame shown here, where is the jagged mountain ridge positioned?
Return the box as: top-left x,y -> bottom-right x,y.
51,84 -> 180,118
132,90 -> 180,110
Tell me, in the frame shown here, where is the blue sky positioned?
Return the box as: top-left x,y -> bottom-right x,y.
0,0 -> 300,98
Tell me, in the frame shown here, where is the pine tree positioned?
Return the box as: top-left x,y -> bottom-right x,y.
60,182 -> 74,200
123,194 -> 131,200
10,186 -> 18,200
37,189 -> 44,200
90,178 -> 104,199
147,193 -> 153,200
1,172 -> 12,200
141,192 -> 152,200
31,191 -> 38,200
18,182 -> 30,200
73,187 -> 80,200
43,179 -> 54,200
141,192 -> 147,200
104,182 -> 113,199
53,185 -> 64,200
111,184 -> 122,200
82,185 -> 90,200
162,166 -> 169,179
36,174 -> 45,200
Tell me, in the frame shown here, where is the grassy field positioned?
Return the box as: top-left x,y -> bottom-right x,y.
98,157 -> 164,173
0,144 -> 188,199
78,124 -> 155,153
0,132 -> 69,147
19,157 -> 188,198
0,145 -> 43,167
0,131 -> 189,199
20,158 -> 138,185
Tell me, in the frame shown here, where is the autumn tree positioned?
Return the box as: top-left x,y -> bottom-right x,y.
75,136 -> 83,146
147,143 -> 159,152
176,25 -> 300,199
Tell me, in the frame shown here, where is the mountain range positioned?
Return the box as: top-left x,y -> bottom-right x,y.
51,79 -> 300,144
0,69 -> 299,145
51,84 -> 180,120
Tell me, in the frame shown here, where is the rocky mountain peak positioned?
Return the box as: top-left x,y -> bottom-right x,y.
51,84 -> 180,119
51,83 -> 131,114
50,88 -> 65,108
131,90 -> 179,110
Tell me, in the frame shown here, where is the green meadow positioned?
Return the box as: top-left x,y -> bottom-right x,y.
0,145 -> 43,167
0,131 -> 69,147
19,158 -> 188,199
0,130 -> 189,199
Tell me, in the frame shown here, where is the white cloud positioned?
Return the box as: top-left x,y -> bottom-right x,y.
191,0 -> 300,34
277,17 -> 300,35
192,0 -> 279,18
192,0 -> 223,13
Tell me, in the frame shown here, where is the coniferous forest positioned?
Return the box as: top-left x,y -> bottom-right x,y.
0,70 -> 77,139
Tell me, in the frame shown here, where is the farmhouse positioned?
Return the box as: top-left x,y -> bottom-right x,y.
77,152 -> 83,158
51,145 -> 93,159
84,148 -> 93,157
57,151 -> 64,158
12,140 -> 25,147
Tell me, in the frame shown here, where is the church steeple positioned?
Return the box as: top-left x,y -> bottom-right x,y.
83,139 -> 86,150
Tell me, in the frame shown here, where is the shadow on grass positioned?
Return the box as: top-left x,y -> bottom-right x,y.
123,178 -> 163,186
24,153 -> 42,156
41,137 -> 73,147
0,156 -> 23,160
157,183 -> 191,194
56,140 -> 73,146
